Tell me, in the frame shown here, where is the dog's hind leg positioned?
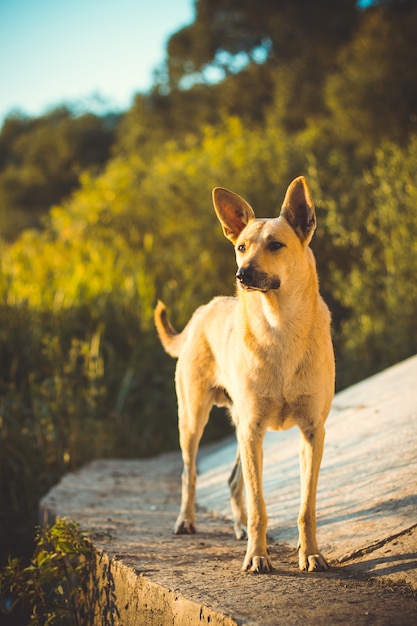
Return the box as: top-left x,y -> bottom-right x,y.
173,367 -> 212,535
297,421 -> 329,572
228,447 -> 247,540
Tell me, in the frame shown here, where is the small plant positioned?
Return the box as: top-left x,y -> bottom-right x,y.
0,519 -> 97,625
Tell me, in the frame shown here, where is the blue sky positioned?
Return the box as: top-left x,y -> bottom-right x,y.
0,0 -> 194,124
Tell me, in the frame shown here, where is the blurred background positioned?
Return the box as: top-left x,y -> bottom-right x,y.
0,0 -> 416,575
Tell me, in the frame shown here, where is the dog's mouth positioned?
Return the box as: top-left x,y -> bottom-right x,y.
236,268 -> 280,292
237,282 -> 280,293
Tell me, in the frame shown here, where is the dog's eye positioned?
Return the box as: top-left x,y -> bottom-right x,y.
237,243 -> 246,253
268,241 -> 284,252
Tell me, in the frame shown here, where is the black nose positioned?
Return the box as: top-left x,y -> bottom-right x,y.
236,266 -> 253,284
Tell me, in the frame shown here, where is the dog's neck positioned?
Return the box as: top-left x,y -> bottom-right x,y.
239,270 -> 319,338
260,294 -> 282,330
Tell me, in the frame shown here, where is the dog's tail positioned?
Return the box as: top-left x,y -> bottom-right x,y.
154,300 -> 184,358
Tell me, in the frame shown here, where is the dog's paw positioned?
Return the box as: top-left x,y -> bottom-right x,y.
242,553 -> 272,574
173,518 -> 196,535
299,551 -> 329,572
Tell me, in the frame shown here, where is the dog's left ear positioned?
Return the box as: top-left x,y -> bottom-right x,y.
280,177 -> 316,244
212,187 -> 255,243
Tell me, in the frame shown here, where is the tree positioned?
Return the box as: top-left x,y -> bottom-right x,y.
0,108 -> 116,240
334,136 -> 417,383
137,0 -> 357,137
160,0 -> 357,89
325,3 -> 417,153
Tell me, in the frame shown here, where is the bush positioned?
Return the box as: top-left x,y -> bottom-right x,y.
0,520 -> 98,625
0,301 -> 181,562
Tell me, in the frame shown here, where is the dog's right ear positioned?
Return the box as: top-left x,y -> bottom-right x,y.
212,187 -> 255,243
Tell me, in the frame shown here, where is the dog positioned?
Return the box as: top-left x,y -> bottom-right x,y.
154,177 -> 335,573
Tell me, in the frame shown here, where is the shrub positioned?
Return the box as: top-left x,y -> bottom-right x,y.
0,519 -> 98,625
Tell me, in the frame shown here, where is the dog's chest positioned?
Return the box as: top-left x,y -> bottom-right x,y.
235,340 -> 312,429
243,326 -> 303,387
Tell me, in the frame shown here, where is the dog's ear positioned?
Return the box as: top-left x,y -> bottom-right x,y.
212,187 -> 255,243
280,177 -> 316,244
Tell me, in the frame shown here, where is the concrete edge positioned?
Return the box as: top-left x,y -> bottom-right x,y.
39,504 -> 238,626
92,552 -> 238,626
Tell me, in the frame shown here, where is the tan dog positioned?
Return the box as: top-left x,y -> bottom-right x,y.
154,177 -> 335,573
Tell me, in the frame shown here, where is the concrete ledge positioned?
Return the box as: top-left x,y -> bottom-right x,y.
92,552 -> 237,626
40,356 -> 417,625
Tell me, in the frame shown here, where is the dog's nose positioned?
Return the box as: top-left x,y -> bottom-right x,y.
236,267 -> 252,284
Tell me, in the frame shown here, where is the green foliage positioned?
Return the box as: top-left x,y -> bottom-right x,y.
0,301 -> 179,561
3,117 -> 293,323
0,108 -> 116,240
334,136 -> 417,384
325,3 -> 417,153
0,520 -> 97,625
160,0 -> 357,89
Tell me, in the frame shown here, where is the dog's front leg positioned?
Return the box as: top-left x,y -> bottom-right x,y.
237,423 -> 272,573
297,421 -> 328,572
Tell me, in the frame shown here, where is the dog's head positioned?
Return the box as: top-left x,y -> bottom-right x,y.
212,177 -> 316,293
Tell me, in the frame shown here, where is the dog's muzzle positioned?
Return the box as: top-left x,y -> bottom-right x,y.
236,266 -> 280,292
